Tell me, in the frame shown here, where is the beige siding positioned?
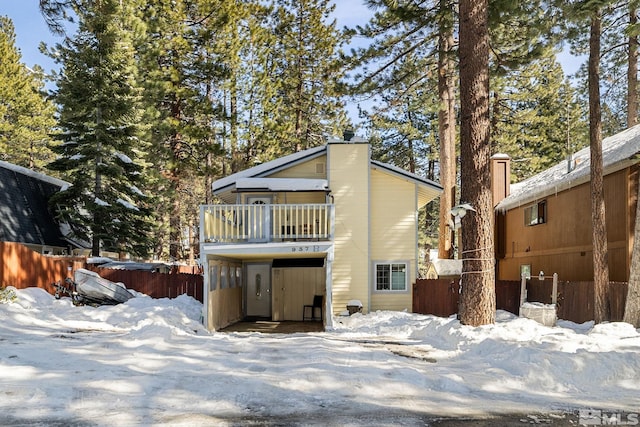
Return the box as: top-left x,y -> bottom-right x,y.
206,257 -> 243,331
370,169 -> 416,311
238,156 -> 328,206
271,155 -> 327,179
272,192 -> 326,204
328,142 -> 370,314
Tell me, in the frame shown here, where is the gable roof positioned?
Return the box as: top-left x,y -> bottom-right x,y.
497,125 -> 640,211
370,160 -> 443,206
0,160 -> 75,249
212,143 -> 443,204
212,141 -> 442,203
213,145 -> 327,195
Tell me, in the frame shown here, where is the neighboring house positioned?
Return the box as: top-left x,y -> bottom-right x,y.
199,136 -> 443,331
0,160 -> 88,255
493,125 -> 640,283
425,258 -> 462,279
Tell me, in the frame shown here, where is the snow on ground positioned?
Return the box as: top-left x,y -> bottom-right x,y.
1,287 -> 639,426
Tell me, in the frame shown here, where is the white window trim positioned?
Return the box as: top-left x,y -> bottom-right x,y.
373,261 -> 409,293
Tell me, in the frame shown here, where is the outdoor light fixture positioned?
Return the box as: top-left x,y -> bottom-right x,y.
449,203 -> 476,230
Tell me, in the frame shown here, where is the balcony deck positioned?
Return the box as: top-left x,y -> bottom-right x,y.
200,203 -> 334,244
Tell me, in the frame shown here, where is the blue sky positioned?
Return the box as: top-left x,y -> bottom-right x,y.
0,0 -> 374,74
0,0 -> 583,128
0,0 -> 62,72
1,1 -> 584,75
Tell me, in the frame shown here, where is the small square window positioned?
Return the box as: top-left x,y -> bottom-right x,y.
525,200 -> 546,226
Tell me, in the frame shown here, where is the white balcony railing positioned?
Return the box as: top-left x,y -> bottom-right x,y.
201,203 -> 334,244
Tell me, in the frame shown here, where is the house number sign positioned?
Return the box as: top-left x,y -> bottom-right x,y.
291,245 -> 320,252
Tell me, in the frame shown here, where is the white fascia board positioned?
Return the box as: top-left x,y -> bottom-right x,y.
200,242 -> 333,257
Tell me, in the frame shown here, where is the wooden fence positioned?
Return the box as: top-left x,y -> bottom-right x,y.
413,277 -> 629,324
0,242 -> 84,294
525,279 -> 628,324
86,266 -> 203,303
0,242 -> 203,303
413,279 -> 521,317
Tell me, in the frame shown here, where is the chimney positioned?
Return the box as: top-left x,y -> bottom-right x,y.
491,153 -> 511,207
343,128 -> 355,141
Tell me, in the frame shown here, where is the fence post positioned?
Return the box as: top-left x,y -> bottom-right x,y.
519,274 -> 527,309
552,273 -> 558,305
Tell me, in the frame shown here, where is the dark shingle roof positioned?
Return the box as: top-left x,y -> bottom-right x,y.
0,161 -> 70,248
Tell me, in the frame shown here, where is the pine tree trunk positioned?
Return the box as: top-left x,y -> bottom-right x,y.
230,78 -> 239,173
294,6 -> 304,152
169,129 -> 182,260
458,0 -> 495,326
170,194 -> 181,260
624,168 -> 640,327
629,6 -> 638,128
437,0 -> 457,260
92,105 -> 103,257
589,10 -> 610,324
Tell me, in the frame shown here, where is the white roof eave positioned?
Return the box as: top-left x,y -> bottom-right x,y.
212,145 -> 327,195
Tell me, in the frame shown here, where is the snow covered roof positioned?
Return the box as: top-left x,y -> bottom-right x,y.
212,143 -> 442,205
0,160 -> 69,189
98,261 -> 171,272
432,258 -> 463,277
236,178 -> 329,192
497,125 -> 640,211
213,145 -> 327,195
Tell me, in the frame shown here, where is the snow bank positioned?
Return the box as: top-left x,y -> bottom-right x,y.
1,289 -> 639,425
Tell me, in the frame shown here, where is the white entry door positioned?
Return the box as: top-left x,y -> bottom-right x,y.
246,263 -> 271,318
246,196 -> 271,242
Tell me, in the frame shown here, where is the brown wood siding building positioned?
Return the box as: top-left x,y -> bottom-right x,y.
493,125 -> 640,283
496,167 -> 637,281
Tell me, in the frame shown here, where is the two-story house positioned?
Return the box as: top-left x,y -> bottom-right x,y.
199,136 -> 443,331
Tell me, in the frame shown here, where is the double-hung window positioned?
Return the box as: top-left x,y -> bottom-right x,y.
375,262 -> 407,291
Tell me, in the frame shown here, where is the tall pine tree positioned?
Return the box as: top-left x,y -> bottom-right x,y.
135,0 -> 215,260
0,16 -> 57,171
491,56 -> 588,181
459,0 -> 496,326
270,0 -> 348,153
48,0 -> 153,258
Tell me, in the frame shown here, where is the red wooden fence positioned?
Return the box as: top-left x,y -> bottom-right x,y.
414,277 -> 629,324
1,242 -> 203,303
525,279 -> 627,324
0,242 -> 84,294
86,266 -> 203,303
412,279 -> 459,317
413,279 -> 521,317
